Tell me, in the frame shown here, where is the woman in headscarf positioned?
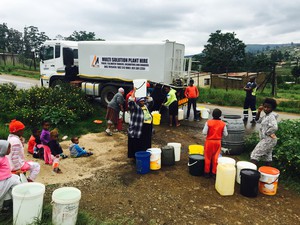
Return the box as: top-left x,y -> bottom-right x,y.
105,87 -> 125,136
127,88 -> 153,160
7,119 -> 40,182
0,140 -> 20,212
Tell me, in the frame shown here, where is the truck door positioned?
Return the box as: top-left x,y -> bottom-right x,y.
40,44 -> 63,77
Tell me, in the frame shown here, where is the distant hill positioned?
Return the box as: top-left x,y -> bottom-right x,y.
245,43 -> 300,53
186,43 -> 300,57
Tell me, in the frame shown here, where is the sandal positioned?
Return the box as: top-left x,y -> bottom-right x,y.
176,124 -> 181,127
105,130 -> 113,136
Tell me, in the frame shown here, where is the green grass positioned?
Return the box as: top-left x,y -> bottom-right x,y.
199,87 -> 300,114
0,64 -> 40,79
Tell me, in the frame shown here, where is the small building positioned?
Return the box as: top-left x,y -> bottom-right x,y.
210,72 -> 266,89
189,72 -> 211,88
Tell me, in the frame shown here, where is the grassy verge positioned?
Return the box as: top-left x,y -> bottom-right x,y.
199,87 -> 300,114
0,65 -> 40,79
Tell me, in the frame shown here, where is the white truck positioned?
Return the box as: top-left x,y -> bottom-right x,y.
39,40 -> 189,107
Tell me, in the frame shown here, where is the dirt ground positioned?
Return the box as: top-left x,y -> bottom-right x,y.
27,122 -> 300,225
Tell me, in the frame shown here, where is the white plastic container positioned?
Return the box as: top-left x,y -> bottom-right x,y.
146,148 -> 162,170
200,108 -> 210,119
12,182 -> 45,225
215,163 -> 236,196
124,111 -> 130,123
167,143 -> 181,162
133,79 -> 147,97
218,156 -> 236,165
52,187 -> 82,225
236,161 -> 257,184
178,109 -> 184,120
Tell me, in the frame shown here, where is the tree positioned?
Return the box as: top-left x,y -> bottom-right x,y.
7,28 -> 23,54
0,23 -> 9,52
270,50 -> 283,62
65,31 -> 105,41
291,66 -> 300,84
201,30 -> 246,73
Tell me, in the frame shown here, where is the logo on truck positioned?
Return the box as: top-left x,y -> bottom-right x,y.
90,55 -> 150,71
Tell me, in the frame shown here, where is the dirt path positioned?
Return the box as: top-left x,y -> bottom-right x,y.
26,123 -> 300,225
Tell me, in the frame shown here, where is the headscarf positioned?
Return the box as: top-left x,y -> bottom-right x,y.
136,97 -> 146,103
9,119 -> 25,133
0,140 -> 10,156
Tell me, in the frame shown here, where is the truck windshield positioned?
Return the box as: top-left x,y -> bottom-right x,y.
41,46 -> 54,61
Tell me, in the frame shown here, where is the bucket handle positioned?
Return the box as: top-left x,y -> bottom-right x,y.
188,161 -> 198,167
135,81 -> 146,90
262,177 -> 279,185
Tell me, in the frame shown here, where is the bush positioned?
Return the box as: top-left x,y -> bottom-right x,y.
244,119 -> 300,178
273,119 -> 300,177
0,83 -> 94,129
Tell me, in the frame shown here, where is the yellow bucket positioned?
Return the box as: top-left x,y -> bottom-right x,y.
152,112 -> 161,125
189,145 -> 204,155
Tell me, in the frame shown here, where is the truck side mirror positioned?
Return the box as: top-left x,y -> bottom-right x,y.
63,48 -> 74,67
39,47 -> 44,62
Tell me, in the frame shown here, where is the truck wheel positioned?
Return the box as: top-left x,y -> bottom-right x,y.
50,79 -> 63,88
101,86 -> 117,106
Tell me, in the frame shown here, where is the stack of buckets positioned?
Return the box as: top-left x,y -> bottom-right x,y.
134,143 -> 181,174
12,183 -> 81,225
187,145 -> 204,176
215,158 -> 281,197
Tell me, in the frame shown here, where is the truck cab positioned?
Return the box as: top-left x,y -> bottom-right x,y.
40,40 -> 78,87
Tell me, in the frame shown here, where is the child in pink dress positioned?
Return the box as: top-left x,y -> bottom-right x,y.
0,140 -> 21,212
7,119 -> 40,182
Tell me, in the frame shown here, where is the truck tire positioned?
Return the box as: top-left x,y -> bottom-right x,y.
50,79 -> 63,88
101,86 -> 117,106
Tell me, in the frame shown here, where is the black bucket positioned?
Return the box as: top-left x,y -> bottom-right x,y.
161,146 -> 175,166
188,154 -> 204,176
240,169 -> 261,197
222,115 -> 245,155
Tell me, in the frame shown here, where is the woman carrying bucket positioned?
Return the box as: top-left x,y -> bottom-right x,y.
250,98 -> 278,166
127,88 -> 153,161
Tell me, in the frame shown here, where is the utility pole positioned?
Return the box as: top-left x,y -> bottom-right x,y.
271,63 -> 276,97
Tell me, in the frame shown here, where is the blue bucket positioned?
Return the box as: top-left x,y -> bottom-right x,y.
135,151 -> 151,174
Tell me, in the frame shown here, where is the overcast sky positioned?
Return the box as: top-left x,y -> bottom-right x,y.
1,0 -> 300,55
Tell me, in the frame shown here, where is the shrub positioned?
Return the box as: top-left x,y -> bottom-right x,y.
273,119 -> 300,177
244,132 -> 259,154
244,119 -> 300,178
0,83 -> 94,129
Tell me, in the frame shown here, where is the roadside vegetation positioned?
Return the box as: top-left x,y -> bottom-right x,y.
199,86 -> 300,114
0,64 -> 40,79
0,83 -> 105,141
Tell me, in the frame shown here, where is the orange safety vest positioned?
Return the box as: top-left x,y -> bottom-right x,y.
206,119 -> 226,140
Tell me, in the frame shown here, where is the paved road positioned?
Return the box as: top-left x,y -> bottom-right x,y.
0,74 -> 40,89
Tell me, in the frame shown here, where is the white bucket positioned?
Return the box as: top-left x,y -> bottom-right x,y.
147,148 -> 162,170
52,187 -> 82,225
236,161 -> 257,184
167,143 -> 181,161
124,111 -> 130,123
133,79 -> 147,97
200,108 -> 210,119
218,157 -> 236,165
178,109 -> 184,120
12,182 -> 45,225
